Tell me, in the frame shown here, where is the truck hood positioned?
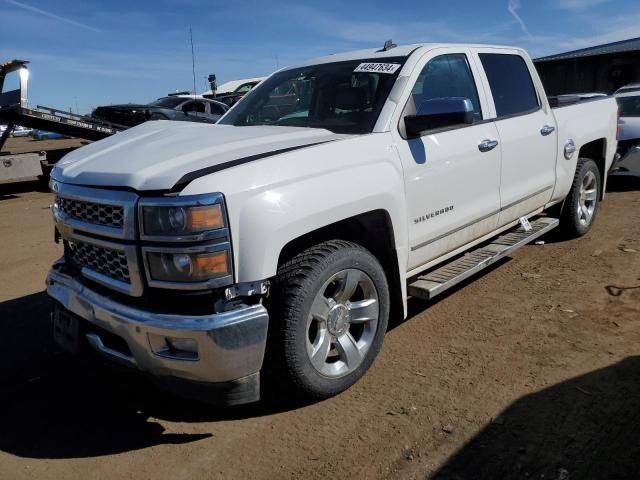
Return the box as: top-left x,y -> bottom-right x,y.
52,121 -> 343,191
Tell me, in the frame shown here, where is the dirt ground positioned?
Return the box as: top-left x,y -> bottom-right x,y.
0,175 -> 639,480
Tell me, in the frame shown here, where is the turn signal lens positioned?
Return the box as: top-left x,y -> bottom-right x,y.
187,205 -> 223,231
193,251 -> 228,278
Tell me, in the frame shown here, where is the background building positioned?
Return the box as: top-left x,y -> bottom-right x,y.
535,37 -> 640,95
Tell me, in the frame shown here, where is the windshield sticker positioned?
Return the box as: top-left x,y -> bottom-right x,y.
354,63 -> 401,74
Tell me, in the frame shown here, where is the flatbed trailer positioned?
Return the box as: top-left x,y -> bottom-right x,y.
0,59 -> 127,183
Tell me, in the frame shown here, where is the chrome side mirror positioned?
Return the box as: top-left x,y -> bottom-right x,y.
405,97 -> 474,138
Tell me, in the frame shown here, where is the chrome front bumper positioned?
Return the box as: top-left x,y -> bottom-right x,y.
46,260 -> 269,401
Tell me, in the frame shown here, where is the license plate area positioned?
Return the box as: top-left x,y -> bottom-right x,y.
53,307 -> 80,354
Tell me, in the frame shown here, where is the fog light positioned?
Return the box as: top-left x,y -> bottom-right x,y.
166,337 -> 198,355
148,333 -> 198,360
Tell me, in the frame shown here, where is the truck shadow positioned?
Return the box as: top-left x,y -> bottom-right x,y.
430,356 -> 640,480
0,178 -> 48,199
3,289 -> 638,474
0,291 -> 306,459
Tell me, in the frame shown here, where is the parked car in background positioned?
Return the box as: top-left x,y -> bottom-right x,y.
548,92 -> 607,108
31,130 -> 67,140
9,125 -> 33,137
202,77 -> 265,107
613,84 -> 640,176
91,95 -> 228,127
615,83 -> 640,96
217,77 -> 265,96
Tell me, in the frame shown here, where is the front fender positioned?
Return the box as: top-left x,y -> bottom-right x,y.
180,134 -> 408,284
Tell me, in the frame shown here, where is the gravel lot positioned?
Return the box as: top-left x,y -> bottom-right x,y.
1,174 -> 639,479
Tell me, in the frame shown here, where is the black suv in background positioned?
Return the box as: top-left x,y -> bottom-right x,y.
91,95 -> 228,127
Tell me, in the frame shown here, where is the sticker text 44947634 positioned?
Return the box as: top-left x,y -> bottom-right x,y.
353,63 -> 401,74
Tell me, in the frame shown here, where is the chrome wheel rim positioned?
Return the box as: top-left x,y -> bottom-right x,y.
306,269 -> 379,378
578,170 -> 597,226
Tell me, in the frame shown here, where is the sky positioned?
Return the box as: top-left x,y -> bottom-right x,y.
1,0 -> 639,114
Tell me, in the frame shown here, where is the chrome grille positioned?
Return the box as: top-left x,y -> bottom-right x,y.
68,240 -> 130,284
57,196 -> 124,228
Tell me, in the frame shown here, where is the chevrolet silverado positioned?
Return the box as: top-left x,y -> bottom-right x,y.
47,43 -> 618,405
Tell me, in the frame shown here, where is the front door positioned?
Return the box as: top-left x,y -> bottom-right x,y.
393,49 -> 503,271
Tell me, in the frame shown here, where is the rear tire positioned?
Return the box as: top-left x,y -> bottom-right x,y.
270,240 -> 390,400
558,158 -> 601,238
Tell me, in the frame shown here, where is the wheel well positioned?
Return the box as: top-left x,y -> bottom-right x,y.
579,138 -> 606,200
277,210 -> 404,322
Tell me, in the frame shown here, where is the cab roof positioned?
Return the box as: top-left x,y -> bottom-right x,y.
292,42 -> 522,69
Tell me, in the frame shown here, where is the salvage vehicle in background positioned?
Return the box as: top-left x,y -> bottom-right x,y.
203,77 -> 265,107
47,42 -> 618,405
613,84 -> 640,176
31,129 -> 67,140
1,59 -> 125,184
91,95 -> 228,127
9,125 -> 33,137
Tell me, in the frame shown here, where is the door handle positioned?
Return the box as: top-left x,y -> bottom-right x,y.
540,125 -> 555,136
478,139 -> 499,152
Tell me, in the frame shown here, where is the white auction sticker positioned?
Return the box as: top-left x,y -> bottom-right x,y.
354,63 -> 401,74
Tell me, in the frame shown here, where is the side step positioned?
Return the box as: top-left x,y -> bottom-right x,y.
408,217 -> 559,301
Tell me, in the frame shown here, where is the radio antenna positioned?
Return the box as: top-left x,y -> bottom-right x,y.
190,27 -> 196,98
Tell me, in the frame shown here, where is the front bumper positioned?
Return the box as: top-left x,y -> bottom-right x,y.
46,260 -> 269,404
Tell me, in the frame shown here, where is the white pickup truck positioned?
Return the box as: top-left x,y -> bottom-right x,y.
47,42 -> 618,405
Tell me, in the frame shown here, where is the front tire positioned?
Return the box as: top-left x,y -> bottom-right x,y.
271,240 -> 390,400
558,158 -> 601,238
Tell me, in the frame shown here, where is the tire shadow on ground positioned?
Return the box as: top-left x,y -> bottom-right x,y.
430,355 -> 640,480
0,291 -> 311,459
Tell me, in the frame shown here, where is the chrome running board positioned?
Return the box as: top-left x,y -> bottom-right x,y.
408,217 -> 559,301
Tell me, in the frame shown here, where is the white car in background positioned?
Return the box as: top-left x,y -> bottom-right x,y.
613,84 -> 640,176
9,125 -> 34,137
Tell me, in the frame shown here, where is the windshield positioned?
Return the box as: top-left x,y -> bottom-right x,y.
149,97 -> 185,108
617,96 -> 640,117
219,57 -> 405,134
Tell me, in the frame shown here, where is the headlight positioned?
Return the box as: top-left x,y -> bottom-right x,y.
139,193 -> 233,289
146,249 -> 230,282
142,204 -> 223,235
139,193 -> 226,240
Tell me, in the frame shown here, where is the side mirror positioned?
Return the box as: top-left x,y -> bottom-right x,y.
404,97 -> 474,138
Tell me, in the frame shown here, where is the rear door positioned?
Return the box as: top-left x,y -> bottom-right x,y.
392,48 -> 503,271
473,49 -> 557,224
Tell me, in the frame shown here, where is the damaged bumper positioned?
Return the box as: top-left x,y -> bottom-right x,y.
46,260 -> 269,405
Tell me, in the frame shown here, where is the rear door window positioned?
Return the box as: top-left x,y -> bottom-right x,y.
479,53 -> 539,117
